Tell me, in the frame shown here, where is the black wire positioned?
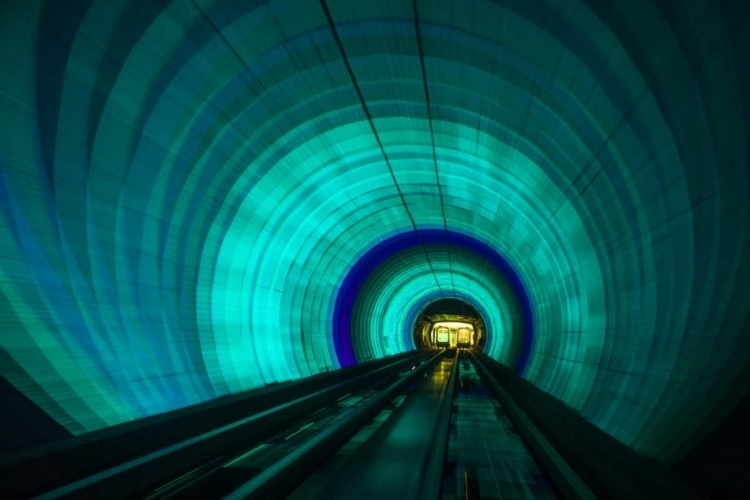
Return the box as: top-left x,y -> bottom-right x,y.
413,0 -> 455,295
318,0 -> 445,297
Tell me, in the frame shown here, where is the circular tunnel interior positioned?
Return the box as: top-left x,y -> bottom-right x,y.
0,0 -> 749,481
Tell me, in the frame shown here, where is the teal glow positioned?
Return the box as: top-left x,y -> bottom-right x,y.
0,0 -> 749,466
350,244 -> 522,362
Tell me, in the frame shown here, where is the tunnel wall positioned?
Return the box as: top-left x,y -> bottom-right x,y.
0,0 -> 749,467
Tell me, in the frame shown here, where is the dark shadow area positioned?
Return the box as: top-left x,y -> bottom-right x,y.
671,389 -> 750,497
0,349 -> 72,453
422,298 -> 480,317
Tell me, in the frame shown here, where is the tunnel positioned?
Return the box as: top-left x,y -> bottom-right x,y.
1,0 -> 749,498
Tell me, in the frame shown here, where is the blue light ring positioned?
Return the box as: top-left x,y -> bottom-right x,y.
332,229 -> 534,373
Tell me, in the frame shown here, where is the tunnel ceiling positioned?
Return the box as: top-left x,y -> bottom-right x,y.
1,0 -> 749,464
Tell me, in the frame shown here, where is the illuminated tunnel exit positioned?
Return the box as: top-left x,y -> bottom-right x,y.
1,0 -> 750,498
430,321 -> 474,348
416,299 -> 484,349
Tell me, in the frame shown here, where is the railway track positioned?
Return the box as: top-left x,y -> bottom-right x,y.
21,349 -> 596,499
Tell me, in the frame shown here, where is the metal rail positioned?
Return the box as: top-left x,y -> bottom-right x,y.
28,351 -> 433,499
469,352 -> 597,500
419,349 -> 459,500
223,350 -> 447,499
